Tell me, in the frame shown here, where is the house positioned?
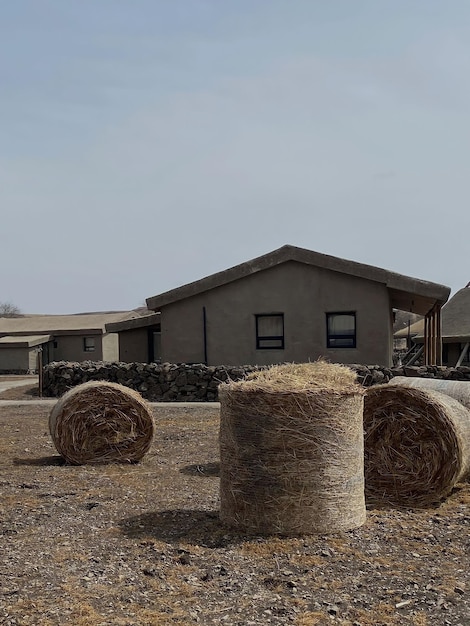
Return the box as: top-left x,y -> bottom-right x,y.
105,312 -> 161,363
395,283 -> 470,367
145,245 -> 450,367
0,311 -> 140,373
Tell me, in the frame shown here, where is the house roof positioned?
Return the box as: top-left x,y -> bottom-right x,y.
0,334 -> 51,348
411,285 -> 470,343
146,245 -> 450,315
394,319 -> 425,339
0,311 -> 138,338
105,312 -> 160,333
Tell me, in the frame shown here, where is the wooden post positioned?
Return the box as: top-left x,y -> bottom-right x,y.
424,314 -> 429,365
436,305 -> 442,366
37,348 -> 43,398
424,304 -> 443,366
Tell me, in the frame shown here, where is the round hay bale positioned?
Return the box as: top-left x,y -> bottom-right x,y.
49,381 -> 154,465
364,385 -> 470,508
219,361 -> 366,535
390,376 -> 470,411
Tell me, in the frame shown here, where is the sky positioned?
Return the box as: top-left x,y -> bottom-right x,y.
2,1 -> 470,314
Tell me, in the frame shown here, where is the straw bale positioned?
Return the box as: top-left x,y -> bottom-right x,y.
364,385 -> 470,508
49,381 -> 154,465
219,362 -> 366,535
390,376 -> 470,411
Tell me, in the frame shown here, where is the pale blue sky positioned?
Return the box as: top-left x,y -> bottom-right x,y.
2,1 -> 470,313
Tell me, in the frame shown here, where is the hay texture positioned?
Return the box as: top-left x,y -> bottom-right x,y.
364,385 -> 470,508
390,376 -> 470,411
219,361 -> 366,535
49,381 -> 154,465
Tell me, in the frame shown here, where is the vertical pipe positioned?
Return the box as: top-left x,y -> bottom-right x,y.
203,306 -> 208,365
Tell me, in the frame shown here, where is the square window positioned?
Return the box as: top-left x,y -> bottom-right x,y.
326,312 -> 356,349
83,337 -> 96,352
256,314 -> 284,350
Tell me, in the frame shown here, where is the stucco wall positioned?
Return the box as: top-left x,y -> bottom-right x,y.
28,348 -> 39,371
160,261 -> 393,366
118,328 -> 150,363
53,334 -> 104,362
0,348 -> 32,372
102,332 -> 119,362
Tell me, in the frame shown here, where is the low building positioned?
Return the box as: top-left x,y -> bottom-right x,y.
146,244 -> 450,367
0,311 -> 140,373
105,313 -> 161,363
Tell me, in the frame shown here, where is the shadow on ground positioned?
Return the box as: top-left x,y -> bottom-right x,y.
13,455 -> 66,466
119,509 -> 247,547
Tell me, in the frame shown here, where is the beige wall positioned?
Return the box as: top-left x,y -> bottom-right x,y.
118,328 -> 149,363
102,333 -> 119,362
160,261 -> 393,366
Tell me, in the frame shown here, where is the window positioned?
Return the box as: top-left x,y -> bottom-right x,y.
256,314 -> 284,349
83,337 -> 96,352
326,312 -> 356,348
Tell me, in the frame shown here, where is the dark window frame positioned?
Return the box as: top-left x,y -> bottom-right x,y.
83,336 -> 96,352
326,312 -> 357,349
255,313 -> 285,350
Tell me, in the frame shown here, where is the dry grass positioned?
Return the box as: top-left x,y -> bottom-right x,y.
48,381 -> 154,464
0,402 -> 469,625
364,385 -> 470,508
219,361 -> 366,535
235,360 -> 360,393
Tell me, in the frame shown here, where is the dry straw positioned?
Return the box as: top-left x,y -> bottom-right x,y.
219,361 -> 366,535
390,376 -> 470,411
49,381 -> 154,465
364,384 -> 470,508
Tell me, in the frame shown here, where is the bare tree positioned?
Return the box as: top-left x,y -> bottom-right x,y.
0,302 -> 22,317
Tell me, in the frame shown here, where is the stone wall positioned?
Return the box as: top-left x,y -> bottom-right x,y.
42,361 -> 470,402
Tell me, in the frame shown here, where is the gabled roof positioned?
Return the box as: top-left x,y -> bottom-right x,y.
411,286 -> 470,342
146,245 -> 450,315
0,311 -> 138,337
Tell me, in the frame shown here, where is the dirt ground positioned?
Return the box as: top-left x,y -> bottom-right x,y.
0,388 -> 469,625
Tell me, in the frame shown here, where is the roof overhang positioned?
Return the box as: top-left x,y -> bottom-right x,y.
0,329 -> 103,337
0,334 -> 52,348
106,313 -> 161,333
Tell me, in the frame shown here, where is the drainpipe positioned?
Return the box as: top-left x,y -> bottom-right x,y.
203,306 -> 208,365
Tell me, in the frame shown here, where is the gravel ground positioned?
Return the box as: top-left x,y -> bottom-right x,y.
0,396 -> 469,626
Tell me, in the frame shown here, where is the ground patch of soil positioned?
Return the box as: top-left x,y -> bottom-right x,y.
0,384 -> 39,401
0,403 -> 469,625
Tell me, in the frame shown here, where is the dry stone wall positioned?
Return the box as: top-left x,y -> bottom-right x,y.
42,361 -> 470,401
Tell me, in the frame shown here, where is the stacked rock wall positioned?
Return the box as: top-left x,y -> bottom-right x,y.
42,361 -> 470,402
